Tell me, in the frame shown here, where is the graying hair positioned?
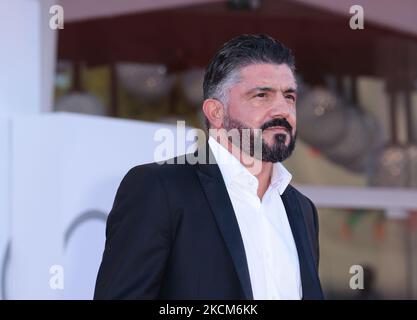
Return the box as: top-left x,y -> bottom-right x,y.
209,69 -> 241,106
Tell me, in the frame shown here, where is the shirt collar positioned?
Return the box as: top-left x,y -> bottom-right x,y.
270,157 -> 292,195
208,136 -> 292,195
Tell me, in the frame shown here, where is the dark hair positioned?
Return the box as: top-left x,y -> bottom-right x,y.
202,34 -> 295,128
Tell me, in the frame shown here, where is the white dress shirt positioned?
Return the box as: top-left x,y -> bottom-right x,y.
208,137 -> 302,300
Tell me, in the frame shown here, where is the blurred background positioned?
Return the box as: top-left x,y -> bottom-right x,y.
1,0 -> 417,299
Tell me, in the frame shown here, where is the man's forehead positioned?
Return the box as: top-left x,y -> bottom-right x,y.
237,63 -> 297,89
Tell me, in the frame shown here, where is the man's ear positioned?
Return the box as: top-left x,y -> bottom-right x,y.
202,99 -> 225,129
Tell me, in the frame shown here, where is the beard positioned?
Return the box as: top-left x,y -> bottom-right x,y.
223,113 -> 297,163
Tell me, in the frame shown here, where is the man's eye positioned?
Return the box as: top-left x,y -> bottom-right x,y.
255,93 -> 267,98
286,95 -> 295,102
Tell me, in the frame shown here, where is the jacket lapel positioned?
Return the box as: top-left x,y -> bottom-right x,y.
195,146 -> 253,300
281,186 -> 324,299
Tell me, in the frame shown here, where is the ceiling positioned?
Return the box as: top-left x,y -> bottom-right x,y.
57,0 -> 417,84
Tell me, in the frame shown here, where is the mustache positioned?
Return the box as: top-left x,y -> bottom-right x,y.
260,118 -> 293,133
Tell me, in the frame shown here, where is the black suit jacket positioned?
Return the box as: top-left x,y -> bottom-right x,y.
94,150 -> 324,300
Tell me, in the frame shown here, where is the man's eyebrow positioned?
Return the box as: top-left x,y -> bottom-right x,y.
283,87 -> 297,94
246,87 -> 276,94
246,86 -> 297,94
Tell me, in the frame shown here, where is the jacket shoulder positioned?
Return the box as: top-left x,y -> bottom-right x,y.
123,153 -> 197,183
286,184 -> 316,210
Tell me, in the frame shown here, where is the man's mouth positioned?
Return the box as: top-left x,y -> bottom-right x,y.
264,126 -> 289,134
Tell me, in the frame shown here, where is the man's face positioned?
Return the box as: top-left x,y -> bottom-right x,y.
222,63 -> 297,163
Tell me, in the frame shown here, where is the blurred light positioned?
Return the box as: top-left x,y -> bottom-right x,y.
297,86 -> 347,149
55,92 -> 106,116
116,63 -> 175,102
182,68 -> 205,107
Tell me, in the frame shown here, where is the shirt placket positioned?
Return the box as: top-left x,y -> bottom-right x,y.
262,188 -> 282,299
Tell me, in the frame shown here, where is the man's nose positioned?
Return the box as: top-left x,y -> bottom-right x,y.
269,96 -> 290,119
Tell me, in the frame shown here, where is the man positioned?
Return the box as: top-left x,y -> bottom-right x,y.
94,34 -> 323,300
